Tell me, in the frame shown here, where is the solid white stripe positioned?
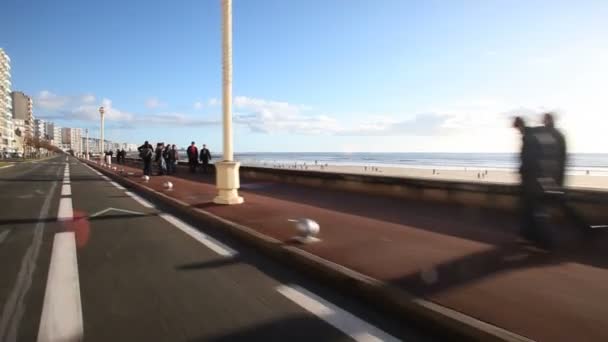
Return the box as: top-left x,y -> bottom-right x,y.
109,181 -> 125,190
0,164 -> 14,169
37,232 -> 83,342
159,213 -> 236,257
57,198 -> 73,221
60,184 -> 71,196
276,285 -> 399,342
101,176 -> 110,181
125,191 -> 154,208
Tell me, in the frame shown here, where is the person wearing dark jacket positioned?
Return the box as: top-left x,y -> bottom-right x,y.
186,141 -> 198,173
137,141 -> 154,176
513,117 -> 543,244
542,113 -> 567,187
199,144 -> 212,174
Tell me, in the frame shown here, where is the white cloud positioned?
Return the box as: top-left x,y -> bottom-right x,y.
208,98 -> 219,106
35,90 -> 70,110
145,97 -> 165,109
193,101 -> 204,110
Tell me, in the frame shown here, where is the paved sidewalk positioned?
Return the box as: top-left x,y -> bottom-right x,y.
98,161 -> 608,342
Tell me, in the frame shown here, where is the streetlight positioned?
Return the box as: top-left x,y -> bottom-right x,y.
99,106 -> 104,159
213,0 -> 243,205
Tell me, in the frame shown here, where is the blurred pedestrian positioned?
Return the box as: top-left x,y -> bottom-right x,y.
542,112 -> 567,187
169,144 -> 179,174
199,144 -> 212,174
163,144 -> 171,174
137,141 -> 154,176
186,141 -> 198,173
155,143 -> 166,175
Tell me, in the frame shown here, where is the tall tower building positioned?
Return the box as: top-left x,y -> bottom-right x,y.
0,48 -> 14,152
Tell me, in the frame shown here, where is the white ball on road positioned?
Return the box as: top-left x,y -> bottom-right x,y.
142,175 -> 150,182
163,181 -> 173,190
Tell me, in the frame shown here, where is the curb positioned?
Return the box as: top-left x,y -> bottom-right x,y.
85,160 -> 534,342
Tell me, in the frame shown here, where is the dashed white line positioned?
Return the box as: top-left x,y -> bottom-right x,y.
61,184 -> 72,196
159,213 -> 236,257
38,232 -> 83,342
57,198 -> 73,221
276,284 -> 400,342
125,191 -> 155,208
0,229 -> 10,245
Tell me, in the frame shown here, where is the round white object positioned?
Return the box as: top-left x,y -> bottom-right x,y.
163,181 -> 173,190
142,175 -> 150,182
295,218 -> 320,237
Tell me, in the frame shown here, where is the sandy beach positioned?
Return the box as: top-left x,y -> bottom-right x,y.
240,162 -> 608,190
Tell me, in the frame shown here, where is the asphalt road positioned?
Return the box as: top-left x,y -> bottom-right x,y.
0,155 -> 437,342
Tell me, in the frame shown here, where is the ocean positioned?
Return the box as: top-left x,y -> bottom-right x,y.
232,153 -> 608,175
127,151 -> 608,175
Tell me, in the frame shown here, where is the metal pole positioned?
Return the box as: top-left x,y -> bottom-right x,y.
85,128 -> 89,160
222,0 -> 233,162
99,107 -> 105,158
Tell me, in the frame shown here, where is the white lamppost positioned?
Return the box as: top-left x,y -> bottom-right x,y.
214,0 -> 243,205
99,106 -> 105,159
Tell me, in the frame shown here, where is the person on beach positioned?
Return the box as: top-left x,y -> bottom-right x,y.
199,144 -> 212,174
169,144 -> 179,174
137,141 -> 154,176
186,141 -> 198,173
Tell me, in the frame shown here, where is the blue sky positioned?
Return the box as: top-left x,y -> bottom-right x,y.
2,0 -> 607,152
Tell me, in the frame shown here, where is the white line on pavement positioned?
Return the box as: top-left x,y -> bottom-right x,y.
109,181 -> 125,190
0,164 -> 15,169
61,184 -> 72,196
57,198 -> 73,221
0,229 -> 10,245
276,284 -> 400,342
101,176 -> 110,181
159,213 -> 237,257
38,232 -> 83,342
125,191 -> 155,208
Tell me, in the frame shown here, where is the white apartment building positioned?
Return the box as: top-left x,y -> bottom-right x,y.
61,127 -> 83,155
0,48 -> 15,152
34,118 -> 46,139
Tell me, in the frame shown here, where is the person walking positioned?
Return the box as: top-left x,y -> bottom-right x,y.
169,144 -> 179,174
137,141 -> 154,176
542,113 -> 567,187
186,141 -> 198,173
163,144 -> 171,175
199,144 -> 212,174
155,143 -> 166,175
513,116 -> 545,246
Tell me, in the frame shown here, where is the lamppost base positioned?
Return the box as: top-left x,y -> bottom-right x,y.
213,161 -> 244,205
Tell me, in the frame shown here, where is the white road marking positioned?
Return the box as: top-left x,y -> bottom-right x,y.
276,284 -> 400,342
61,184 -> 72,196
83,164 -> 103,176
0,169 -> 59,342
38,232 -> 83,342
109,181 -> 125,190
0,164 -> 14,169
57,198 -> 73,221
125,191 -> 155,208
159,213 -> 236,257
0,229 -> 10,245
90,207 -> 144,218
101,176 -> 110,181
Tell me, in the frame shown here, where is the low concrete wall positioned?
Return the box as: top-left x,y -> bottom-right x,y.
238,166 -> 608,223
122,157 -> 607,223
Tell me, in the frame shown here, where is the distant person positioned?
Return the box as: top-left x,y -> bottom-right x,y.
137,141 -> 154,176
162,144 -> 171,175
186,141 -> 198,173
155,143 -> 166,175
542,112 -> 567,187
199,144 -> 212,174
169,144 -> 179,174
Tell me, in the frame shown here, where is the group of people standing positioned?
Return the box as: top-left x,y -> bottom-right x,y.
137,141 -> 212,176
186,141 -> 213,174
